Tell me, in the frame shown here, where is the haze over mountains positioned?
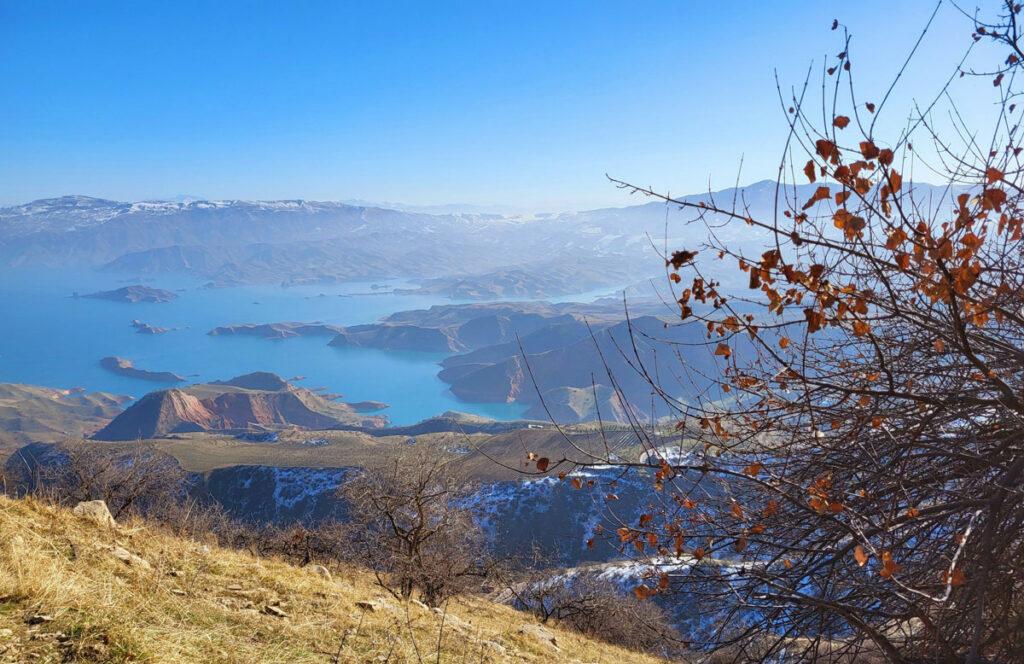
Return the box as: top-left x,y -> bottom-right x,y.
1,181 -> 958,298
0,179 -> 954,426
0,183 -> 795,295
0,179 -> 962,654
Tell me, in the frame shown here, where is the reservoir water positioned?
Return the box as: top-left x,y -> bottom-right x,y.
0,268 -> 534,425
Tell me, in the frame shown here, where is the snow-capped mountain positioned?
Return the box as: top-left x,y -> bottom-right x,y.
0,182 -> 954,297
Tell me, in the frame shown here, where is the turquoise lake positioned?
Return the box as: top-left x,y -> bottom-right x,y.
0,268 -> 544,425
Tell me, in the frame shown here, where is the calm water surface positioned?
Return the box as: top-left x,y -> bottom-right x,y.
0,268 -> 535,425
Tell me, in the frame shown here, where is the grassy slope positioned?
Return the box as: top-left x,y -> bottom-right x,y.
0,496 -> 670,663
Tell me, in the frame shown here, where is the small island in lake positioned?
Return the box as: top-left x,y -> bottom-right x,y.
79,285 -> 177,304
208,322 -> 343,339
99,356 -> 186,383
131,319 -> 173,334
346,400 -> 390,412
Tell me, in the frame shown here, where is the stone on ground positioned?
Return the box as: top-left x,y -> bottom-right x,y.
72,501 -> 117,528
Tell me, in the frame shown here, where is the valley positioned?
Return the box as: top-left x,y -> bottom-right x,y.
4,422 -> 697,564
0,182 -> 861,659
6,4 -> 1010,658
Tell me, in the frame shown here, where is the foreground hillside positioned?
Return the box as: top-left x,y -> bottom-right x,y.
0,496 -> 670,663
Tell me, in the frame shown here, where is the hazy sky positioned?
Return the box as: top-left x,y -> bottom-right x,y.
0,1 -> 1001,209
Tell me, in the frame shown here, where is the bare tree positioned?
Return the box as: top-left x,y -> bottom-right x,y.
340,445 -> 489,607
21,441 -> 186,521
509,571 -> 682,655
518,3 -> 1024,661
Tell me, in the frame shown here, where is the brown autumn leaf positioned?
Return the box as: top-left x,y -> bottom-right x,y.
742,462 -> 762,477
634,585 -> 656,600
859,141 -> 880,160
669,249 -> 698,269
779,337 -> 791,349
833,115 -> 850,129
885,228 -> 908,250
714,343 -> 732,358
942,567 -> 967,587
802,185 -> 833,210
854,545 -> 869,567
804,159 -> 816,183
730,502 -> 745,520
805,308 -> 826,333
934,339 -> 946,353
986,167 -> 1004,183
887,170 -> 903,193
816,139 -> 839,164
879,550 -> 900,579
535,457 -> 549,472
865,102 -> 876,113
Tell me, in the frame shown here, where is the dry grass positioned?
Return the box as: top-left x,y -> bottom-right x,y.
0,496 -> 671,663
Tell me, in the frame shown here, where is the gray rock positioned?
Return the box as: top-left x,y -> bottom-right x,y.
306,564 -> 332,581
516,624 -> 559,650
72,500 -> 117,528
263,605 -> 288,619
106,545 -> 151,570
480,640 -> 506,656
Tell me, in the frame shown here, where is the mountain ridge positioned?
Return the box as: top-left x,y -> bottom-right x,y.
93,373 -> 386,440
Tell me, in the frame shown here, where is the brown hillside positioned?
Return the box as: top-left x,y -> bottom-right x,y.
0,496 -> 673,663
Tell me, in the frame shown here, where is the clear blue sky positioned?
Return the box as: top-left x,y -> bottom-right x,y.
0,1 -> 998,209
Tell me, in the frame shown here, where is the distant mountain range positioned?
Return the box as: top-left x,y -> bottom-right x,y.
0,181 -> 959,298
0,183 -> 789,296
